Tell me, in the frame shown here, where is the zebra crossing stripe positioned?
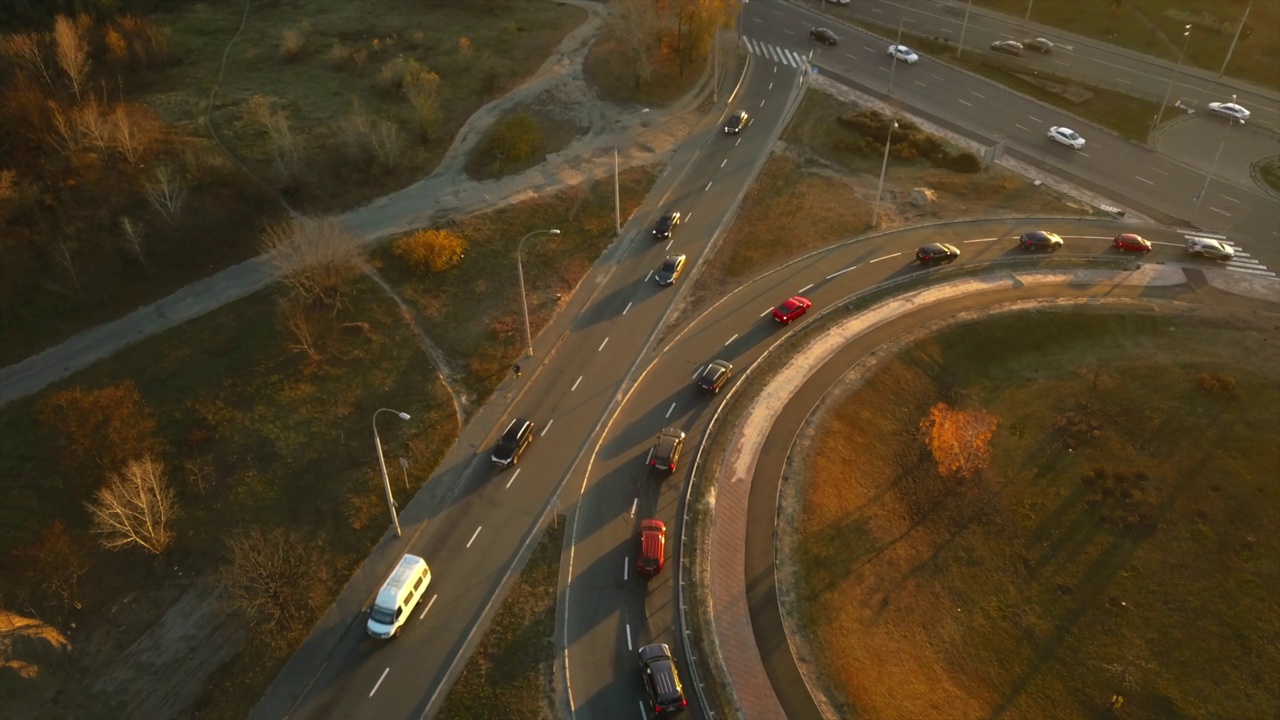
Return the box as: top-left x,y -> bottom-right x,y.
1178,229 -> 1227,239
1223,265 -> 1277,277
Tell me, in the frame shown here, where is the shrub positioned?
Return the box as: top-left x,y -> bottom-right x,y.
279,27 -> 306,62
328,41 -> 353,70
942,150 -> 983,173
377,56 -> 408,90
480,112 -> 541,162
394,229 -> 468,273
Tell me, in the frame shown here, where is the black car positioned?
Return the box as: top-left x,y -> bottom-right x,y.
649,428 -> 685,473
639,643 -> 687,715
491,417 -> 534,467
810,27 -> 838,46
723,110 -> 749,134
916,243 -> 960,264
654,254 -> 686,286
696,360 -> 733,394
652,211 -> 681,239
1019,230 -> 1064,251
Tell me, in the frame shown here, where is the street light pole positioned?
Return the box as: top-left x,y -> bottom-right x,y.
614,108 -> 649,236
1151,25 -> 1192,139
517,228 -> 561,358
888,16 -> 904,96
1194,96 -> 1236,218
1219,0 -> 1253,78
373,408 -> 410,538
956,0 -> 973,59
872,120 -> 898,227
1024,0 -> 1034,22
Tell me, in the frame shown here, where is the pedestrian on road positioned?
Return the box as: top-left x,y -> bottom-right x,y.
513,364 -> 522,379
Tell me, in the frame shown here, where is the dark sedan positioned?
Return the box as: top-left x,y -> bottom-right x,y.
1019,231 -> 1064,251
916,243 -> 961,264
809,27 -> 838,46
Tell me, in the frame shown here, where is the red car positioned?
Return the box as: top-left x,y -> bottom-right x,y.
772,296 -> 812,324
1113,233 -> 1152,253
637,519 -> 666,576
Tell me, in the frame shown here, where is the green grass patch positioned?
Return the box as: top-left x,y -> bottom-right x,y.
465,105 -> 588,181
437,517 -> 564,720
1256,156 -> 1280,195
796,307 -> 1280,719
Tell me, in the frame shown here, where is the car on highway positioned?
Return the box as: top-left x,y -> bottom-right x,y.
1047,126 -> 1085,149
638,642 -> 688,714
772,296 -> 812,324
1019,230 -> 1064,251
827,0 -> 851,4
636,519 -> 666,576
887,44 -> 919,64
654,254 -> 686,286
652,211 -> 681,239
1207,101 -> 1250,124
724,110 -> 749,134
915,243 -> 961,264
1186,236 -> 1235,260
1024,37 -> 1054,53
649,428 -> 686,473
1112,233 -> 1152,253
991,40 -> 1024,56
696,359 -> 733,394
491,417 -> 535,468
809,27 -> 839,46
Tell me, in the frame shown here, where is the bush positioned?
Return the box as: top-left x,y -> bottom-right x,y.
941,150 -> 983,173
480,112 -> 541,162
279,27 -> 306,62
394,229 -> 468,273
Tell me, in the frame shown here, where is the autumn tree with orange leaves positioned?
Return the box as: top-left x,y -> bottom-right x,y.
919,402 -> 999,478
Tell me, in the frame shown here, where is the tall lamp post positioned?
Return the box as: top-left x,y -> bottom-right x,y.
1219,0 -> 1253,78
1024,0 -> 1034,21
872,120 -> 898,227
957,0 -> 974,59
373,408 -> 410,538
615,108 -> 650,235
1194,96 -> 1237,218
517,228 -> 561,358
888,15 -> 905,96
1151,24 -> 1192,139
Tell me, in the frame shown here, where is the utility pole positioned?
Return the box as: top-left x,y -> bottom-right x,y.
1219,0 -> 1253,78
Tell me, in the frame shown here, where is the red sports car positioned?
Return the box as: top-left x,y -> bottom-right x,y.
772,296 -> 812,324
1113,233 -> 1152,253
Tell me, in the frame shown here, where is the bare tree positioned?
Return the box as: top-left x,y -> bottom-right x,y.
260,217 -> 362,306
120,216 -> 146,265
48,101 -> 83,155
183,456 -> 216,495
145,164 -> 188,223
371,119 -> 405,168
276,294 -> 326,361
111,105 -> 150,165
246,96 -> 302,183
401,60 -> 442,140
86,455 -> 179,554
0,32 -> 55,88
610,0 -> 660,86
50,240 -> 83,297
75,96 -> 112,152
220,527 -> 332,634
53,15 -> 92,101
337,100 -> 374,164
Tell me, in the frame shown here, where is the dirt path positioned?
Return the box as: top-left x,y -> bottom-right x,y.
0,0 -> 711,409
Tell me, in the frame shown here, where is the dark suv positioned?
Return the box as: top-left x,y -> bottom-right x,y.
723,110 -> 749,134
649,428 -> 685,473
696,360 -> 733,394
915,243 -> 960,264
491,418 -> 534,468
639,643 -> 687,715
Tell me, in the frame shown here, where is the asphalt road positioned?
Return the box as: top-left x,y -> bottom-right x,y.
742,0 -> 1280,264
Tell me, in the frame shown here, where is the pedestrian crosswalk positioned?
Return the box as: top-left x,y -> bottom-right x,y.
742,37 -> 809,69
1178,229 -> 1275,277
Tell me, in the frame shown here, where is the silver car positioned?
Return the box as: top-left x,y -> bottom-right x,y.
1186,237 -> 1235,260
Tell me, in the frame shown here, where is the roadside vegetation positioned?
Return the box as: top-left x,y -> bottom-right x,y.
1256,156 -> 1280,195
794,308 -> 1280,719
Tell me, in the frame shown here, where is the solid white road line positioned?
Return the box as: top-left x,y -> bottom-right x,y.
418,594 -> 437,620
826,265 -> 857,279
466,526 -> 482,548
505,468 -> 521,489
665,402 -> 676,418
540,419 -> 554,436
598,337 -> 609,352
369,668 -> 390,697
870,252 -> 902,262
798,283 -> 814,293
622,301 -> 632,315
725,333 -> 739,346
571,375 -> 582,392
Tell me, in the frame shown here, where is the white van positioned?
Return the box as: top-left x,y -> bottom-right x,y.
366,554 -> 431,639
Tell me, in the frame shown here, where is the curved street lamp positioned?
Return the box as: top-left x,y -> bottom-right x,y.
517,229 -> 561,358
373,408 -> 411,538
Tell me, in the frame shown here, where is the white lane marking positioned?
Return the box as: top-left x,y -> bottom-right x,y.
540,419 -> 554,436
1220,194 -> 1241,203
759,98 -> 767,108
768,82 -> 773,90
369,668 -> 390,697
1071,236 -> 1115,239
505,468 -> 521,489
705,181 -> 713,191
598,337 -> 609,352
685,212 -> 692,221
904,17 -> 916,23
1078,151 -> 1089,157
930,73 -> 944,81
845,53 -> 858,60
959,99 -> 973,106
782,28 -> 795,35
418,594 -> 437,620
1054,60 -> 1070,67
721,159 -> 727,168
735,137 -> 742,146
466,526 -> 482,548
863,46 -> 876,53
1149,166 -> 1169,175
878,66 -> 890,73
693,366 -> 704,380
665,239 -> 673,251
623,557 -> 630,581
798,283 -> 814,293
1151,241 -> 1183,247
725,333 -> 739,346
914,81 -> 927,87
645,448 -> 654,465
760,307 -> 773,317
870,252 -> 902,263
1028,114 -> 1043,123
1015,123 -> 1029,131
971,91 -> 985,99
1116,78 -> 1132,84
644,271 -> 654,282
1211,207 -> 1232,216
622,301 -> 632,315
1135,176 -> 1155,185
665,402 -> 676,418
826,265 -> 857,279
626,624 -> 634,651
871,6 -> 883,12
630,498 -> 638,518
963,237 -> 999,243
571,375 -> 582,392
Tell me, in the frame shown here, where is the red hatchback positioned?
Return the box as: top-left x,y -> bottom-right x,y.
1113,233 -> 1152,253
772,296 -> 812,324
637,519 -> 666,576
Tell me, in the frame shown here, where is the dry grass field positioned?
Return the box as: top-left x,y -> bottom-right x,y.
796,308 -> 1280,720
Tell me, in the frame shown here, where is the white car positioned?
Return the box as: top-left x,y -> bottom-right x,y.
1047,126 -> 1085,149
827,0 -> 851,4
1186,237 -> 1235,260
1206,102 -> 1250,123
887,45 -> 919,64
